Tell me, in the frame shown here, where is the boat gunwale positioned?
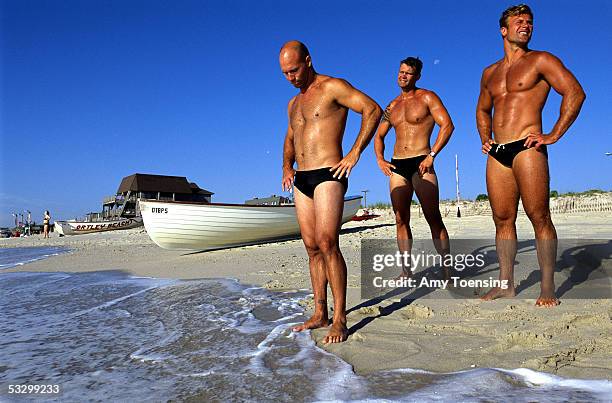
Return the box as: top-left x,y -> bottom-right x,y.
55,217 -> 143,225
139,195 -> 362,208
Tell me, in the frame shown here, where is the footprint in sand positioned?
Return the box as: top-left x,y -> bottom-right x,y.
487,331 -> 553,353
357,306 -> 381,316
351,333 -> 366,342
400,304 -> 434,320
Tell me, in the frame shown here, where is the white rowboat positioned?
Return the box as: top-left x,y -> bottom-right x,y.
139,196 -> 362,251
54,217 -> 143,235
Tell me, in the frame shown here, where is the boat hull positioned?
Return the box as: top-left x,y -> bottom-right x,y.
139,196 -> 362,251
54,217 -> 143,235
351,214 -> 380,221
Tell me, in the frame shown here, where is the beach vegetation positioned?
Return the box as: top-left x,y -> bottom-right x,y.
476,194 -> 489,201
368,201 -> 418,209
582,189 -> 607,196
557,189 -> 606,197
369,202 -> 392,209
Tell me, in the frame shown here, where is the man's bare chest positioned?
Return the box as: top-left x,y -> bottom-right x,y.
390,99 -> 431,126
290,93 -> 342,124
488,62 -> 542,98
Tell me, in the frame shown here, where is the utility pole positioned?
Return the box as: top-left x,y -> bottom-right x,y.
455,154 -> 461,218
361,190 -> 369,209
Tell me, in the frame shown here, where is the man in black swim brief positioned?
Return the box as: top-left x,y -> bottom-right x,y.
294,168 -> 348,198
488,138 -> 547,168
280,41 -> 382,343
390,155 -> 428,181
374,57 -> 454,279
476,4 -> 585,307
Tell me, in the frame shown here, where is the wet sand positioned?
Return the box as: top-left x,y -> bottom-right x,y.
2,211 -> 611,380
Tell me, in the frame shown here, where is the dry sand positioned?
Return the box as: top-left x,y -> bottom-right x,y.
2,212 -> 610,380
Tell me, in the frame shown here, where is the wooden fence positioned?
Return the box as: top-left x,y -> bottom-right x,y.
432,195 -> 612,217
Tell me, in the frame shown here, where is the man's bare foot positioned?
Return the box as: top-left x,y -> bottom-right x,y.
480,286 -> 516,301
323,321 -> 348,344
292,316 -> 329,332
535,291 -> 560,307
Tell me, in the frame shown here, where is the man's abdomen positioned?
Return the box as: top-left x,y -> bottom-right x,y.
392,123 -> 434,158
294,121 -> 346,170
492,91 -> 547,142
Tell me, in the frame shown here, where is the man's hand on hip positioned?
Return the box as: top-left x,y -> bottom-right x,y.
482,138 -> 494,154
524,132 -> 557,150
376,159 -> 396,177
330,150 -> 360,179
418,156 -> 434,176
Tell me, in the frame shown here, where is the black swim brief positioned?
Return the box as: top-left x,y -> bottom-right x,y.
391,155 -> 427,180
294,167 -> 348,198
488,138 -> 547,168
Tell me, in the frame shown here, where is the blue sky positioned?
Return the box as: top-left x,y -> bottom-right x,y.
1,0 -> 611,226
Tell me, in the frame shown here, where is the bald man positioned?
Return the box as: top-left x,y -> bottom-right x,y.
280,41 -> 382,343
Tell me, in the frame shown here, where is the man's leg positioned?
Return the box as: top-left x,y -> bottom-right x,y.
413,170 -> 450,279
514,149 -> 559,307
482,157 -> 520,300
292,187 -> 330,332
390,174 -> 415,277
313,181 -> 348,343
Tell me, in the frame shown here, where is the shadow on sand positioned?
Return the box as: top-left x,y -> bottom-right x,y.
348,239 -> 611,334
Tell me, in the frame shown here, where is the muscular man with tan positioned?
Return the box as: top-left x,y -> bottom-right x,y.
476,4 -> 585,306
280,41 -> 382,343
374,57 -> 454,279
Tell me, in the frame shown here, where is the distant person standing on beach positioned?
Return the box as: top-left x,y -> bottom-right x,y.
280,40 -> 382,343
374,57 -> 454,279
476,4 -> 585,306
26,211 -> 32,236
43,210 -> 51,238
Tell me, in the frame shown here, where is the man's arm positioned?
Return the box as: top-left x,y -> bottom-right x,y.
329,79 -> 383,179
524,52 -> 586,149
418,92 -> 454,175
282,98 -> 296,192
374,103 -> 396,176
476,68 -> 494,154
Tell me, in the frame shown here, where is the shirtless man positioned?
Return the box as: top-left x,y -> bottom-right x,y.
476,4 -> 585,306
280,41 -> 382,343
374,57 -> 454,278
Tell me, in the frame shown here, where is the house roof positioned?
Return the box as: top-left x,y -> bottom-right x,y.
117,174 -> 213,195
189,182 -> 213,195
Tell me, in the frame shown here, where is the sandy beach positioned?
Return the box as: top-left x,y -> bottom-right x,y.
2,211 -> 611,381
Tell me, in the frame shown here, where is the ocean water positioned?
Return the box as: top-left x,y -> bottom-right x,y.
0,246 -> 68,269
1,249 -> 611,402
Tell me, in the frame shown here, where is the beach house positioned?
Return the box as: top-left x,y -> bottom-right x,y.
99,173 -> 214,219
